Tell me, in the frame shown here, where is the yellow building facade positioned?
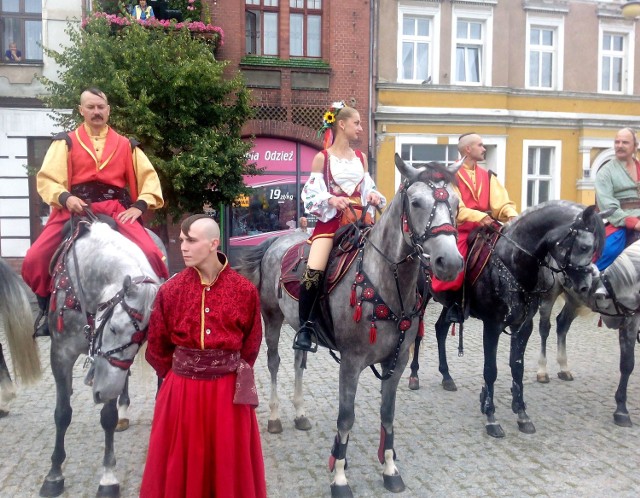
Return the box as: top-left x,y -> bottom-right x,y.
374,0 -> 640,211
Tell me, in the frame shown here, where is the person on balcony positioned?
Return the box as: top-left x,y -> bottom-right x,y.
131,0 -> 155,20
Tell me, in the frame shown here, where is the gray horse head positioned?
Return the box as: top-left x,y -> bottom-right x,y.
393,153 -> 464,281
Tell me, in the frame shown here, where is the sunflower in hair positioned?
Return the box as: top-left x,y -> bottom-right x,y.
323,110 -> 336,126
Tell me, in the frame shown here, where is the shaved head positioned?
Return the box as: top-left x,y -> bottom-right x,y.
80,87 -> 108,105
458,133 -> 481,154
181,214 -> 220,241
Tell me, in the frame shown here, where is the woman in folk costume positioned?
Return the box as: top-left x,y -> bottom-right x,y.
293,102 -> 386,352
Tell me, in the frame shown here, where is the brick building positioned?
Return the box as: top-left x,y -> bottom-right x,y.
207,0 -> 373,263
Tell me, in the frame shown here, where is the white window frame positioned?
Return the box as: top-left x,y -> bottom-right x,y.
451,7 -> 493,86
394,135 -> 506,191
598,22 -> 635,95
525,15 -> 564,91
521,140 -> 562,209
397,4 -> 440,84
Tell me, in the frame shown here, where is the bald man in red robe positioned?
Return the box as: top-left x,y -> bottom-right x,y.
141,214 -> 266,498
431,133 -> 518,322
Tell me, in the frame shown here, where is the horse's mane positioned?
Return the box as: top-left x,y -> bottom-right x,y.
413,161 -> 457,185
606,241 -> 640,292
89,222 -> 156,278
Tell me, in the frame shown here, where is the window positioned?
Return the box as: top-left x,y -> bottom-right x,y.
290,0 -> 322,58
397,136 -> 507,190
398,5 -> 440,83
452,8 -> 493,86
526,16 -> 563,90
598,23 -> 635,94
245,0 -> 279,56
522,141 -> 561,208
400,143 -> 458,167
1,0 -> 42,62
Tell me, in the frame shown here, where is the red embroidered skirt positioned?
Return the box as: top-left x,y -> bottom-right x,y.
139,370 -> 266,498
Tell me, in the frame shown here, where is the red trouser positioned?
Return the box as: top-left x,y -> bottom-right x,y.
430,222 -> 478,293
22,200 -> 168,297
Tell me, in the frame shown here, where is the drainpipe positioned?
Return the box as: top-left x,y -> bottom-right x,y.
368,0 -> 378,177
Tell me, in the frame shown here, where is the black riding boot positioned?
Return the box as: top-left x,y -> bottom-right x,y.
293,268 -> 323,352
34,294 -> 50,337
445,290 -> 465,324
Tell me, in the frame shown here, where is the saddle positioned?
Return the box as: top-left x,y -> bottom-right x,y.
280,224 -> 369,301
49,213 -> 118,275
465,222 -> 502,287
279,224 -> 369,350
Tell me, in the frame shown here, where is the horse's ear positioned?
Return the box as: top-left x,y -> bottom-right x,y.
394,153 -> 424,183
447,156 -> 465,175
598,207 -> 615,220
123,275 -> 132,294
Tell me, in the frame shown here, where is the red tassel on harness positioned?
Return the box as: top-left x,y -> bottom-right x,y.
418,318 -> 425,338
350,285 -> 357,307
598,317 -> 603,327
370,323 -> 377,344
353,302 -> 362,322
57,312 -> 63,332
451,323 -> 456,336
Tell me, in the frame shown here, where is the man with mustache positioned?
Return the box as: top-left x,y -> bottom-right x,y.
22,87 -> 169,336
595,127 -> 640,270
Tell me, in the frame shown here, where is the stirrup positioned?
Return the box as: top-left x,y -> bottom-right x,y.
293,322 -> 318,353
33,311 -> 50,338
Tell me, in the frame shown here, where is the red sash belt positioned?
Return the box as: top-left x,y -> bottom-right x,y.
172,346 -> 259,407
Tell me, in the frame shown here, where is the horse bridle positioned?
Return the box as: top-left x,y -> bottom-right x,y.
400,177 -> 458,260
88,275 -> 156,370
342,175 -> 457,380
488,210 -> 596,280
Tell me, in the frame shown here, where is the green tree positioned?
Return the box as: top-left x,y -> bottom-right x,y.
40,15 -> 258,227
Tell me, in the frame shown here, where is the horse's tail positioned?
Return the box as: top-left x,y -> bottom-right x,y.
233,237 -> 279,291
0,259 -> 41,384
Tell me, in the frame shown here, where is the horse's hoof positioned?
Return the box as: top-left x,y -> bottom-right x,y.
0,409 -> 8,419
267,419 -> 283,434
442,378 -> 457,391
114,418 -> 129,432
614,412 -> 632,427
294,415 -> 312,431
383,473 -> 406,493
557,371 -> 574,381
330,483 -> 354,498
486,423 -> 505,438
39,478 -> 64,497
517,420 -> 536,434
96,483 -> 120,498
536,373 -> 550,384
408,376 -> 420,390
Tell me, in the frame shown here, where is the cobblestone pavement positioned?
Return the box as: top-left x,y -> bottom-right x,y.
1,301 -> 639,497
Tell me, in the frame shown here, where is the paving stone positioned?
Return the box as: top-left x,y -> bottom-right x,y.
1,301 -> 640,497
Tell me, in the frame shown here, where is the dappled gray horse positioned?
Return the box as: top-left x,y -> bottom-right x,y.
542,240 -> 640,427
38,219 -> 160,498
236,154 -> 463,497
0,257 -> 41,417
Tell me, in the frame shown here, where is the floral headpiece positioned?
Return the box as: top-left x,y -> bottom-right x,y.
318,101 -> 346,149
